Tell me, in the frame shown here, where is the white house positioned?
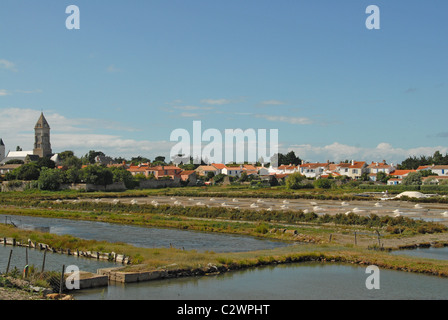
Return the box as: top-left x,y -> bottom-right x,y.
222,166 -> 243,177
431,165 -> 448,176
299,163 -> 328,179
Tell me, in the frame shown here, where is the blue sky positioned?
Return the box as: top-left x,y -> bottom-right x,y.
1,0 -> 447,164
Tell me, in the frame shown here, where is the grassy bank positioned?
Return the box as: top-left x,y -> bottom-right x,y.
1,224 -> 448,279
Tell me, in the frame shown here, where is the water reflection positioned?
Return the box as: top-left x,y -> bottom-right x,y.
391,247 -> 448,261
0,245 -> 117,274
0,214 -> 289,253
73,263 -> 448,300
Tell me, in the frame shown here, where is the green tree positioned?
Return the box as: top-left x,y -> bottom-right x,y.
402,172 -> 423,185
376,172 -> 390,183
213,173 -> 227,183
206,171 -> 215,181
6,163 -> 40,181
81,165 -> 113,187
35,157 -> 55,169
82,150 -> 106,165
285,172 -> 306,190
314,178 -> 334,189
64,167 -> 81,184
110,166 -> 134,189
38,167 -> 63,191
59,151 -> 82,168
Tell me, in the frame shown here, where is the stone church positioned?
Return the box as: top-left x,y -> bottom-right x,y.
0,112 -> 56,164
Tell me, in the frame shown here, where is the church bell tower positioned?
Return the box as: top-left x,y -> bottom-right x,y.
33,112 -> 52,158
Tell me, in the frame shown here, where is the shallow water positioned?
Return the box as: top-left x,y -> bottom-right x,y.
0,245 -> 117,274
72,262 -> 448,300
391,246 -> 448,261
0,214 -> 289,253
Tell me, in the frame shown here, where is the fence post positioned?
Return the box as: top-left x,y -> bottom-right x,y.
354,232 -> 357,246
6,249 -> 13,274
42,250 -> 47,273
59,265 -> 65,295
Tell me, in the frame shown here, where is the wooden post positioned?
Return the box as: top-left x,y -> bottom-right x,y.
376,230 -> 381,247
354,232 -> 357,246
329,234 -> 332,242
6,249 -> 13,274
59,265 -> 65,295
26,247 -> 28,266
42,250 -> 47,273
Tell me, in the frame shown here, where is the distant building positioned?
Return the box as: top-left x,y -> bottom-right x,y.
0,112 -> 56,165
0,139 -> 5,162
33,112 -> 52,158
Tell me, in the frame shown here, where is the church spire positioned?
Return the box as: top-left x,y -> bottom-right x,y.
35,112 -> 50,129
33,112 -> 52,157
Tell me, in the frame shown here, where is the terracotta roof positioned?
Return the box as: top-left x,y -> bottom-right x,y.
432,165 -> 448,170
197,165 -> 218,171
299,163 -> 327,169
211,163 -> 226,169
391,170 -> 416,176
349,161 -> 366,169
180,170 -> 196,176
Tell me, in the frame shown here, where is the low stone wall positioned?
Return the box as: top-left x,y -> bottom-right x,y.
98,267 -> 168,283
60,182 -> 126,192
1,181 -> 33,192
138,178 -> 181,189
0,237 -> 131,264
77,272 -> 109,290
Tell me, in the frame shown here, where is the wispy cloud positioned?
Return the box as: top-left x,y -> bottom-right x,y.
15,89 -> 43,94
255,114 -> 313,125
260,100 -> 286,105
0,107 -> 171,158
0,89 -> 10,96
106,65 -> 121,73
201,98 -> 233,105
173,105 -> 214,111
287,142 -> 448,164
179,112 -> 200,118
0,59 -> 17,72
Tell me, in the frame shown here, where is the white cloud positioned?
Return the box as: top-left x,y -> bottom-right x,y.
260,100 -> 286,105
287,142 -> 448,164
173,105 -> 214,111
51,133 -> 174,158
0,89 -> 10,96
0,108 -> 155,157
255,114 -> 313,125
15,89 -> 43,94
0,59 -> 17,72
201,98 -> 233,105
179,112 -> 200,118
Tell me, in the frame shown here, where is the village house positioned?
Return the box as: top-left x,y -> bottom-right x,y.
221,165 -> 243,177
366,161 -> 395,182
211,163 -> 226,174
422,175 -> 448,185
389,170 -> 416,179
195,165 -> 219,177
298,162 -> 328,179
334,161 -> 367,180
146,165 -> 183,179
242,164 -> 258,176
257,164 -> 270,176
179,170 -> 197,182
0,164 -> 22,175
431,165 -> 448,176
